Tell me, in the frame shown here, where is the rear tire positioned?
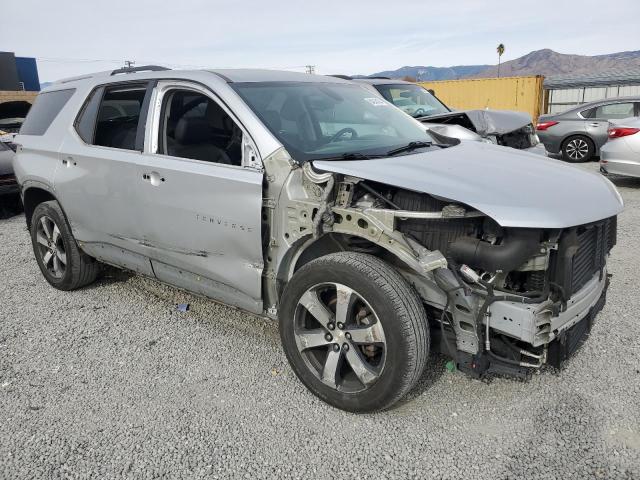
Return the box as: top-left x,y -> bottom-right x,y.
279,252 -> 429,412
561,135 -> 594,162
30,200 -> 100,290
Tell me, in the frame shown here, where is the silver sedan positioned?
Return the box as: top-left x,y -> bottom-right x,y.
600,117 -> 640,178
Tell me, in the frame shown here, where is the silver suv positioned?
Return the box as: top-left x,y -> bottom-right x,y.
14,66 -> 623,412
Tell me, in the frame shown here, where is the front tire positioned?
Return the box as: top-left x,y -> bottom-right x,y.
562,135 -> 594,162
279,252 -> 429,412
30,200 -> 100,290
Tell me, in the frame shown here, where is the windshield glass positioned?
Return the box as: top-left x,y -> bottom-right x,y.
232,82 -> 435,162
373,84 -> 450,118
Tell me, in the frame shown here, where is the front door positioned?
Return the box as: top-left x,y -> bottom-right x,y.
135,81 -> 264,313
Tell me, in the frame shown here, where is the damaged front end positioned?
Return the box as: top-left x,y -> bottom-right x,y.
263,148 -> 619,379
419,109 -> 539,150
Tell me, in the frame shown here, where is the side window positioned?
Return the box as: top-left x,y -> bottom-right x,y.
75,87 -> 104,143
158,89 -> 242,166
19,89 -> 75,136
580,107 -> 596,119
92,85 -> 149,150
594,103 -> 635,120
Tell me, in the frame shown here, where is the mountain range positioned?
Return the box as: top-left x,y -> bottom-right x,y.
364,49 -> 640,80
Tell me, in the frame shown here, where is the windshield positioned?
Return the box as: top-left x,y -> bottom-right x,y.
232,82 -> 436,162
373,84 -> 450,118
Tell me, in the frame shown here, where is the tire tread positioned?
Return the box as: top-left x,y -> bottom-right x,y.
285,252 -> 429,411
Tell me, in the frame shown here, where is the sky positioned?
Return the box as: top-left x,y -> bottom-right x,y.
2,0 -> 639,82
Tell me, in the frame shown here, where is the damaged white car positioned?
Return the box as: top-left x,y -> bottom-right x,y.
14,67 -> 623,412
354,78 -> 540,150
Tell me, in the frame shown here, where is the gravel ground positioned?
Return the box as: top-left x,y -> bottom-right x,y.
1,162 -> 639,479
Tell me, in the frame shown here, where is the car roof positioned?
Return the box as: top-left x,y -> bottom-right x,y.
353,78 -> 414,86
207,69 -> 350,84
561,96 -> 640,114
45,67 -> 352,92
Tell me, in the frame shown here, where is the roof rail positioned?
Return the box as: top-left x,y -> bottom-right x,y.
329,74 -> 353,80
368,76 -> 391,80
110,65 -> 171,76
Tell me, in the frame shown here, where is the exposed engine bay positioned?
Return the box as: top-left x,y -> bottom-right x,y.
348,181 -> 616,378
265,150 -> 618,380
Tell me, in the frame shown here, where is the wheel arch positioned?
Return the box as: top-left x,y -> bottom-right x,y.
561,132 -> 595,149
22,185 -> 58,230
275,232 -> 424,303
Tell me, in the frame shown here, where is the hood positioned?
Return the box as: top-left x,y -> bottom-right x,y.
313,142 -> 623,229
420,109 -> 532,136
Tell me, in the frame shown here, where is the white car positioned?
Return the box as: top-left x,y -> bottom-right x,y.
600,117 -> 640,178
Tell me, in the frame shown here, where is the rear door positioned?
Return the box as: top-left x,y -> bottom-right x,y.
585,102 -> 637,150
134,80 -> 265,313
55,81 -> 155,275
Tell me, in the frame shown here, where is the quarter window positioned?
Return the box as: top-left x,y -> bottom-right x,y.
19,89 -> 75,136
158,89 -> 243,166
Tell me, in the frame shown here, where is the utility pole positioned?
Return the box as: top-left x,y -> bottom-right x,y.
305,65 -> 316,75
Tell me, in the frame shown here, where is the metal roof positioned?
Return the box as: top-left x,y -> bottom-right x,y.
353,78 -> 413,86
544,70 -> 640,89
50,68 -> 350,89
206,69 -> 349,83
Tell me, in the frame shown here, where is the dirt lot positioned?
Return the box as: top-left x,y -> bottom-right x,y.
1,162 -> 639,479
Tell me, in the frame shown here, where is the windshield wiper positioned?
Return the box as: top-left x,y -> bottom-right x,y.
387,140 -> 451,156
315,152 -> 384,161
386,141 -> 432,156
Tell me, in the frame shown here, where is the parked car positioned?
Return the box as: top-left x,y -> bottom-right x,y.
600,117 -> 640,178
0,136 -> 19,198
13,67 -> 623,412
353,78 -> 539,150
0,100 -> 31,134
0,101 -> 31,210
537,96 -> 640,162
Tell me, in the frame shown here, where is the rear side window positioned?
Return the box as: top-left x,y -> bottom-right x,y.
594,102 -> 635,119
75,83 -> 151,151
94,85 -> 148,151
19,89 -> 75,136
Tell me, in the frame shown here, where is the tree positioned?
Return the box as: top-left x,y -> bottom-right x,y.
497,43 -> 505,78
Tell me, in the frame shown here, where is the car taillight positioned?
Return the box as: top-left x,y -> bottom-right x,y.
608,127 -> 640,139
536,121 -> 559,131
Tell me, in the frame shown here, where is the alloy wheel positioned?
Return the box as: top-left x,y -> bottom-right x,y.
35,215 -> 67,278
294,282 -> 386,393
565,138 -> 590,161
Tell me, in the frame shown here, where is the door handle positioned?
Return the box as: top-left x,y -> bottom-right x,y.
142,171 -> 165,186
589,123 -> 600,127
62,156 -> 76,167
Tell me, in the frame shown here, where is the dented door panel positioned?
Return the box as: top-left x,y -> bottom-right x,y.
134,154 -> 264,313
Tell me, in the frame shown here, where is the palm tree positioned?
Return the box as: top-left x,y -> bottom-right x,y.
497,43 -> 505,77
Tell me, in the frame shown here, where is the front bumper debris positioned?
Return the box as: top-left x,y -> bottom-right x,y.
487,268 -> 608,347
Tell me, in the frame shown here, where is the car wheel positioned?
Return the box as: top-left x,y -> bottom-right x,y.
30,200 -> 100,290
562,135 -> 594,162
279,252 -> 429,412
